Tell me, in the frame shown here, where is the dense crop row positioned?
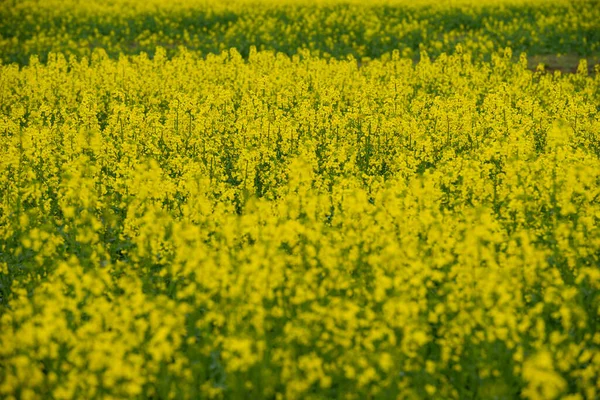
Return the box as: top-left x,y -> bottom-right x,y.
1,47 -> 599,398
2,0 -> 600,65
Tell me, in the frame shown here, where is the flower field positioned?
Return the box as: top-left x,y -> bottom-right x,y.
1,1 -> 600,399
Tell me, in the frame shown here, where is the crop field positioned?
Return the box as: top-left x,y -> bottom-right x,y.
1,0 -> 600,399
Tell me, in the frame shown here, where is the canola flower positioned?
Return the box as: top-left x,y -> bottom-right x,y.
1,0 -> 600,65
1,44 -> 599,399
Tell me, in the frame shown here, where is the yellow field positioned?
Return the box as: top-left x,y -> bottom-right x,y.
1,1 -> 600,399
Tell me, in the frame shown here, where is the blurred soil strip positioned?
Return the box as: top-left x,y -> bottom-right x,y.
528,54 -> 600,74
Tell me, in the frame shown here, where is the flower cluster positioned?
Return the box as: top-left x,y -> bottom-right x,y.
1,45 -> 599,398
